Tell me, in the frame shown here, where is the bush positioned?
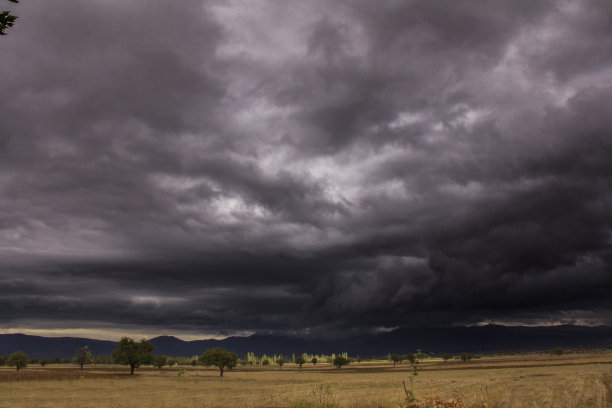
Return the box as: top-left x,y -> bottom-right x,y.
552,347 -> 565,356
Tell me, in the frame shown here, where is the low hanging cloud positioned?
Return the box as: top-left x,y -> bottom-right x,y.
1,0 -> 612,339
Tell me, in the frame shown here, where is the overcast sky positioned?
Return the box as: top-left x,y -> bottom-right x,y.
1,0 -> 611,341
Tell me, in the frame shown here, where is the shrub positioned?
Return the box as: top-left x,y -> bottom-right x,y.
552,347 -> 565,356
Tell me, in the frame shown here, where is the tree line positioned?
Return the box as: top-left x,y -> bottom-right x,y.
0,337 -> 352,376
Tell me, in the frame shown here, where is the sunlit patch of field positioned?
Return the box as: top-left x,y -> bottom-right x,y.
1,352 -> 611,408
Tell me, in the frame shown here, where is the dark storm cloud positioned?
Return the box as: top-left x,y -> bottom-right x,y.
1,0 -> 612,338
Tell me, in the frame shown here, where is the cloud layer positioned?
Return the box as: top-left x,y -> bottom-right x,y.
1,0 -> 611,338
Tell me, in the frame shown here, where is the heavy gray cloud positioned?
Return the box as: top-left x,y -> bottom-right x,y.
1,0 -> 612,339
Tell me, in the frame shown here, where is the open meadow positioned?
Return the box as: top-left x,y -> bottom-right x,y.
1,352 -> 612,408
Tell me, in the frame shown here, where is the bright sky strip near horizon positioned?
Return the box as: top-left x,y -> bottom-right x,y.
1,0 -> 612,341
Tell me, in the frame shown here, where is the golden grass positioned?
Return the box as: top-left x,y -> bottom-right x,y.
1,352 -> 611,408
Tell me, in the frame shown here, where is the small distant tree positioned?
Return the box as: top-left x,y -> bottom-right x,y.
390,353 -> 401,366
7,351 -> 28,371
460,353 -> 472,363
191,359 -> 197,366
311,357 -> 317,365
405,353 -> 416,365
198,347 -> 238,377
39,359 -> 47,366
276,358 -> 285,369
333,355 -> 350,369
440,353 -> 453,363
75,346 -> 92,371
295,356 -> 306,369
552,347 -> 565,356
262,358 -> 270,366
154,355 -> 167,369
0,352 -> 4,365
112,337 -> 155,375
403,354 -> 420,403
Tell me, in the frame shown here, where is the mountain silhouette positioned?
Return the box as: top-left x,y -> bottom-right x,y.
1,325 -> 611,359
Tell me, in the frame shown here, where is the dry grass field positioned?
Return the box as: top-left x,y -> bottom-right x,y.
1,352 -> 611,408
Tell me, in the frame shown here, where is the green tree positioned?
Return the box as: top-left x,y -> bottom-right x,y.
552,347 -> 565,356
198,347 -> 238,377
405,353 -> 416,365
7,351 -> 28,371
390,353 -> 401,366
75,346 -> 92,371
0,352 -> 4,365
276,357 -> 284,369
332,355 -> 350,369
1,0 -> 18,36
112,337 -> 155,375
311,357 -> 317,365
460,353 -> 472,362
154,355 -> 167,369
440,353 -> 453,363
295,355 -> 306,369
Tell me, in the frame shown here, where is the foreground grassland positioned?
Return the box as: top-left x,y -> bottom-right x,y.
1,352 -> 611,408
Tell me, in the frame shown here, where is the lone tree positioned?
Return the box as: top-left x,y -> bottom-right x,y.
295,355 -> 306,369
75,346 -> 92,371
440,353 -> 453,364
1,0 -> 18,36
333,355 -> 350,369
390,353 -> 401,367
7,351 -> 28,371
198,347 -> 238,377
460,353 -> 473,363
404,353 -> 416,365
0,352 -> 4,365
276,357 -> 285,369
154,355 -> 167,369
311,357 -> 317,365
112,337 -> 155,375
552,347 -> 565,356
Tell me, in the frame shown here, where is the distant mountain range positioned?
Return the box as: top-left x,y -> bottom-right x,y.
1,325 -> 611,358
